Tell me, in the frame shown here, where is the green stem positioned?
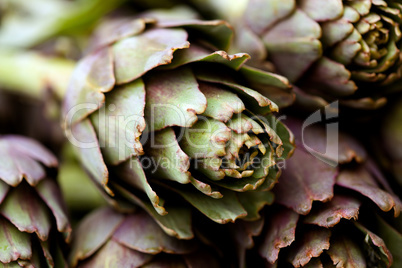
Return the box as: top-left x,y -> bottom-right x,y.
0,0 -> 126,48
0,49 -> 76,100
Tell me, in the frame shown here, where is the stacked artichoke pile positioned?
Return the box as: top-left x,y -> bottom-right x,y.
0,0 -> 402,267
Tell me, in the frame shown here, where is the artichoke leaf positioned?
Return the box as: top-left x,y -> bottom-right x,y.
302,57 -> 357,97
262,9 -> 322,82
375,214 -> 402,267
179,118 -> 231,158
287,227 -> 331,267
69,119 -> 110,195
166,44 -> 250,70
156,18 -> 234,50
90,78 -> 146,165
144,67 -> 207,131
113,184 -> 193,240
330,29 -> 362,65
189,177 -> 223,199
273,149 -> 337,215
196,68 -> 277,114
62,47 -> 114,125
80,239 -> 152,268
36,179 -> 72,239
304,195 -> 361,228
90,18 -> 153,49
237,191 -> 274,221
113,28 -> 190,84
327,235 -> 367,268
354,222 -> 393,267
212,175 -> 267,192
345,0 -> 371,17
114,158 -> 167,216
227,113 -> 264,134
68,207 -> 125,267
0,185 -> 51,241
196,158 -> 225,181
259,208 -> 299,264
112,210 -> 196,254
172,187 -> 247,224
0,218 -> 32,264
299,0 -> 344,22
199,81 -> 246,123
244,0 -> 296,35
0,136 -> 57,187
321,13 -> 355,47
146,128 -> 191,184
336,167 -> 401,216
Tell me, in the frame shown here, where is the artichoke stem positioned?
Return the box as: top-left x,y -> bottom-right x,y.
0,49 -> 75,100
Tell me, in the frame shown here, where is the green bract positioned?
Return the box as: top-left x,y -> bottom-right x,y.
189,0 -> 402,109
69,206 -> 221,267
256,119 -> 402,267
62,9 -> 294,238
0,135 -> 71,267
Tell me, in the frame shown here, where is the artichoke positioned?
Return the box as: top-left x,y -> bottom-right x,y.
252,118 -> 402,267
62,9 -> 294,235
69,206 -> 222,267
0,135 -> 71,267
186,0 -> 402,109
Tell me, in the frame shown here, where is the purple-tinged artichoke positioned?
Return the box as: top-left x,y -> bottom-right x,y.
204,118 -> 402,267
62,8 -> 294,235
69,206 -> 222,267
0,135 -> 71,267
187,0 -> 402,110
252,118 -> 402,267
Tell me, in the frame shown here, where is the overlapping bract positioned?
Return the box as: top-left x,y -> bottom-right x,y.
69,206 -> 221,267
0,135 -> 71,267
253,119 -> 402,267
188,0 -> 402,109
62,9 -> 294,233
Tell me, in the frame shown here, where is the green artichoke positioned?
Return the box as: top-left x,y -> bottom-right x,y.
253,118 -> 402,267
0,135 -> 71,267
62,9 -> 294,236
69,206 -> 222,267
187,0 -> 402,109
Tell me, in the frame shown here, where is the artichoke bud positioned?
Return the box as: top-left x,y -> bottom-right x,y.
62,8 -> 295,229
0,136 -> 71,267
